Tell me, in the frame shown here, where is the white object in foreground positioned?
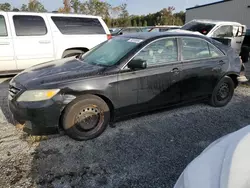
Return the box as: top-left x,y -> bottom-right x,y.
174,125 -> 250,188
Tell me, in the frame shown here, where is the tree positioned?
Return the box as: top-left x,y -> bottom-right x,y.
174,11 -> 185,24
58,0 -> 71,13
0,3 -> 11,11
132,19 -> 137,27
119,3 -> 130,27
21,4 -> 28,11
71,0 -> 80,13
12,8 -> 20,11
80,0 -> 110,18
28,0 -> 47,12
20,0 -> 47,12
138,19 -> 142,26
143,20 -> 147,26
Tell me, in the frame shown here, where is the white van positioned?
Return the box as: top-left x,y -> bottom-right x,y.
181,19 -> 249,62
0,11 -> 111,75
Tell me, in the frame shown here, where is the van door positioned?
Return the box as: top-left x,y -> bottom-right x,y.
0,12 -> 16,72
9,13 -> 54,70
231,25 -> 246,54
211,25 -> 244,55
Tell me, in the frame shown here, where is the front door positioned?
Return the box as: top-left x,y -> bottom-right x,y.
126,37 -> 182,111
180,37 -> 227,101
0,12 -> 16,71
8,13 -> 54,70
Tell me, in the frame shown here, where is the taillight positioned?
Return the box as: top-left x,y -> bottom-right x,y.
107,34 -> 112,40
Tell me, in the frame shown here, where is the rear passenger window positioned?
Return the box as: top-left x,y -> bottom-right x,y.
182,38 -> 210,60
13,15 -> 47,36
208,43 -> 224,57
51,16 -> 105,35
0,15 -> 7,36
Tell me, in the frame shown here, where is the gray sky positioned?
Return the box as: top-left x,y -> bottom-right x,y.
0,0 -> 218,14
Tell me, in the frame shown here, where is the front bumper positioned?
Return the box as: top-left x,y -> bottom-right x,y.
8,97 -> 63,135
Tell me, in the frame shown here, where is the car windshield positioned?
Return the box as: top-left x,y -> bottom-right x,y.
181,21 -> 216,35
80,37 -> 143,67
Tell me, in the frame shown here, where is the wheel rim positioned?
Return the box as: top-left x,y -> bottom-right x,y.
216,83 -> 230,101
74,106 -> 104,133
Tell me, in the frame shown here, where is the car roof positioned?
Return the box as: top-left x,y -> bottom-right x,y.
119,30 -> 207,40
190,19 -> 243,26
3,11 -> 101,19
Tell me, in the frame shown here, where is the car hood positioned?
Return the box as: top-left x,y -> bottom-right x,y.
10,57 -> 106,88
174,125 -> 250,188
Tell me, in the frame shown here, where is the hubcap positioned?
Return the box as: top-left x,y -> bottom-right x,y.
217,83 -> 230,101
75,107 -> 100,131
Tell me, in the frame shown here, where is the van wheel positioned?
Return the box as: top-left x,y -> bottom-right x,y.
62,95 -> 110,141
240,46 -> 249,63
62,49 -> 84,58
209,76 -> 234,107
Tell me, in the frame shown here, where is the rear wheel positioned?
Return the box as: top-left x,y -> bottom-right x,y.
209,76 -> 235,107
62,95 -> 110,141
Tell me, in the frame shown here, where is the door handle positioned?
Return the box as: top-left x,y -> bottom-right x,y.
218,60 -> 226,65
39,40 -> 51,44
171,68 -> 180,73
0,42 -> 10,45
236,41 -> 242,44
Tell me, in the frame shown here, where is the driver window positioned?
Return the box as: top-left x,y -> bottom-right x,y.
213,25 -> 234,38
132,38 -> 178,66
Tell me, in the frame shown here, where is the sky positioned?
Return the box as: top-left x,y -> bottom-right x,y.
0,0 -> 219,14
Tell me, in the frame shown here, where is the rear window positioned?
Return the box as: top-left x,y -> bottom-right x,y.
13,15 -> 47,36
0,15 -> 7,36
51,16 -> 105,35
181,21 -> 216,35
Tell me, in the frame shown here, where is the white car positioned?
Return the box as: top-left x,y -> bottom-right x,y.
174,125 -> 250,188
0,11 -> 111,75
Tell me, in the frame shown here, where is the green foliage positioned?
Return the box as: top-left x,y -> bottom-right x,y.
0,3 -> 11,11
132,19 -> 137,27
20,1 -> 47,12
143,20 -> 147,26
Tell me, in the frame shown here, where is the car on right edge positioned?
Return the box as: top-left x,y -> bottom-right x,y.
174,125 -> 250,188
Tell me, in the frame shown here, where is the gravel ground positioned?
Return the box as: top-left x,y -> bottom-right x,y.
0,77 -> 250,188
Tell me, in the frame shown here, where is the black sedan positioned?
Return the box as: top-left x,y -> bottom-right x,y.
9,31 -> 242,141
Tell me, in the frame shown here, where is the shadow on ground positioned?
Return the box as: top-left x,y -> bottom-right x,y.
28,86 -> 250,188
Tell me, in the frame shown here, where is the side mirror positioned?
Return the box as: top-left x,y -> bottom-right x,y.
128,59 -> 147,70
119,32 -> 123,35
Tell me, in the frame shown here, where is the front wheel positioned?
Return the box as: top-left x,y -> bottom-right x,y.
209,76 -> 235,107
62,95 -> 110,141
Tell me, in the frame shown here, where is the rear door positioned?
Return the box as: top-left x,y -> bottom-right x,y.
0,12 -> 16,71
9,13 -> 54,70
180,37 -> 227,101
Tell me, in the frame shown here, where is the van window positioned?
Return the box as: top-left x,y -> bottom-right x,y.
13,15 -> 47,36
0,15 -> 7,36
181,21 -> 216,35
51,16 -> 105,35
212,25 -> 234,38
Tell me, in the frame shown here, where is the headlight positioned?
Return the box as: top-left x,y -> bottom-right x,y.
17,89 -> 60,102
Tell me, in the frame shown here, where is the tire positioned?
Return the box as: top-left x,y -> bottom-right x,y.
62,49 -> 84,58
209,76 -> 235,107
62,94 -> 110,141
240,46 -> 249,63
